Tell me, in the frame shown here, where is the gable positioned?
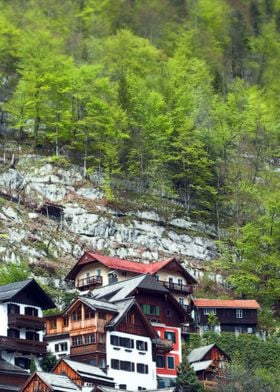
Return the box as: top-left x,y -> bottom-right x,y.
52,361 -> 81,387
20,373 -> 51,392
9,280 -> 55,310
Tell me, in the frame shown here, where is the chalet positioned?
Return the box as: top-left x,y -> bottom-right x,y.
52,358 -> 115,387
193,299 -> 260,334
0,279 -> 55,370
19,372 -> 81,392
0,357 -> 29,392
44,294 -> 158,390
92,274 -> 189,388
65,252 -> 196,307
188,344 -> 230,389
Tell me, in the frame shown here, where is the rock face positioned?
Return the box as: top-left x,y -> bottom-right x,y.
0,155 -> 218,277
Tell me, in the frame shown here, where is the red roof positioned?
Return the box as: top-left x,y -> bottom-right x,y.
193,299 -> 260,309
65,251 -> 197,283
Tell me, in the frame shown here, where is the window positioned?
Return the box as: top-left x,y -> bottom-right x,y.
25,307 -> 38,317
178,297 -> 184,306
121,271 -> 127,277
98,333 -> 105,343
120,361 -> 135,372
50,319 -> 57,329
110,335 -> 134,348
85,307 -> 95,319
165,331 -> 176,343
156,355 -> 165,368
167,356 -> 175,369
71,307 -> 82,321
111,359 -> 119,369
84,334 -> 96,344
8,304 -> 20,314
7,328 -> 19,338
204,308 -> 216,315
178,278 -> 183,286
136,340 -> 148,351
236,309 -> 243,318
155,275 -> 160,281
96,269 -> 101,276
15,357 -> 30,370
141,304 -> 160,316
108,272 -> 118,284
98,311 -> 107,320
119,385 -> 127,390
137,363 -> 148,374
63,317 -> 69,327
55,342 -> 68,352
168,277 -> 174,289
26,331 -> 39,341
72,336 -> 83,346
247,327 -> 253,334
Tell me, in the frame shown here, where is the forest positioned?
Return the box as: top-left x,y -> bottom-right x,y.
0,0 -> 279,327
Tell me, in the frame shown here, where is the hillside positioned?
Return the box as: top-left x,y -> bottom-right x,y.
0,0 -> 279,326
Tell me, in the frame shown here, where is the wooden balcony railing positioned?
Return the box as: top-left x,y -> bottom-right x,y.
70,343 -> 106,356
76,275 -> 103,289
0,336 -> 47,355
160,281 -> 193,294
153,338 -> 174,352
8,313 -> 45,330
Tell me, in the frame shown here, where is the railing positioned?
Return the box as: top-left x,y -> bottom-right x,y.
160,281 -> 193,294
0,336 -> 47,355
8,313 -> 45,330
70,343 -> 106,356
153,338 -> 174,352
76,275 -> 103,288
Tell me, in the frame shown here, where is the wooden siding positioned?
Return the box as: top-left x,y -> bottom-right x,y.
197,308 -> 258,326
136,293 -> 183,326
21,375 -> 50,392
53,361 -> 82,386
116,308 -> 150,336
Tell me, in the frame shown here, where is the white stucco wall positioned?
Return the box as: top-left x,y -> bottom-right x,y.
106,331 -> 157,390
47,337 -> 70,359
0,303 -> 8,335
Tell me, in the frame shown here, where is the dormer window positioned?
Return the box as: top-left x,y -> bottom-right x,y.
236,309 -> 243,318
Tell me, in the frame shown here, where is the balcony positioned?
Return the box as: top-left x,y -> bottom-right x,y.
0,336 -> 47,355
160,281 -> 193,294
76,275 -> 103,289
8,313 -> 45,330
153,338 -> 173,352
70,343 -> 106,357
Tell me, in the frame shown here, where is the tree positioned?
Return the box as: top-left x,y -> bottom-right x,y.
176,345 -> 204,392
40,350 -> 57,372
0,261 -> 29,285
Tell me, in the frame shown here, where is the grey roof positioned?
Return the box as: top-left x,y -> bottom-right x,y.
187,344 -> 215,363
36,372 -> 80,391
191,360 -> 213,372
79,296 -> 118,313
0,357 -> 29,375
92,274 -> 168,302
0,279 -> 33,302
0,384 -> 21,392
105,298 -> 135,328
62,359 -> 114,382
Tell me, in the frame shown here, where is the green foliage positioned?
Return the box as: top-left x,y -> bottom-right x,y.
176,345 -> 204,392
40,350 -> 57,372
0,261 -> 30,285
29,357 -> 37,373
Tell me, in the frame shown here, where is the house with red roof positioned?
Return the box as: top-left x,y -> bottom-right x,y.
66,252 -> 196,307
192,298 -> 261,334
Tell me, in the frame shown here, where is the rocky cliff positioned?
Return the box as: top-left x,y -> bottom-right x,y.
0,155 -> 219,281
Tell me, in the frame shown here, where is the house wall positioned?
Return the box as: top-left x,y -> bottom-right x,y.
75,262 -> 138,289
46,337 -> 70,359
106,330 -> 157,390
153,325 -> 181,379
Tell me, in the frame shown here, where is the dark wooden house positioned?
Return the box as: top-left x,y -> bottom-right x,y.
193,299 -> 260,334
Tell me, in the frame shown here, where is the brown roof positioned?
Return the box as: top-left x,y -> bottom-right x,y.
193,299 -> 260,309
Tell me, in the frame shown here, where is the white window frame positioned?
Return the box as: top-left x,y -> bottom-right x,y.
204,308 -> 216,315
236,309 -> 243,318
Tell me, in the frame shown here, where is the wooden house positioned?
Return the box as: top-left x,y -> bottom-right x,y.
65,252 -> 196,306
0,279 -> 55,370
188,344 -> 230,388
19,372 -> 80,392
52,358 -> 114,387
193,299 -> 260,334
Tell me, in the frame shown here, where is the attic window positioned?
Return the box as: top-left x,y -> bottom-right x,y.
236,309 -> 243,318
